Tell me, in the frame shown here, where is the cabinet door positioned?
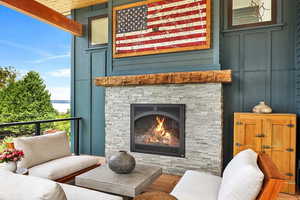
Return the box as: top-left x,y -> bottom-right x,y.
263,117 -> 296,194
234,117 -> 263,155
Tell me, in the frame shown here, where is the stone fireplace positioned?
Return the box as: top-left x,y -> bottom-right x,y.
131,104 -> 185,157
105,83 -> 223,175
100,70 -> 231,175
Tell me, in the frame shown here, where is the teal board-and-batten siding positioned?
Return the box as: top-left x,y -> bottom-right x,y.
71,0 -> 298,170
71,4 -> 108,156
222,0 -> 297,166
296,0 -> 300,166
71,0 -> 221,156
296,0 -> 300,115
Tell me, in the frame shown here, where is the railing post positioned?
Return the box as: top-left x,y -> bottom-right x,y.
35,123 -> 41,136
74,119 -> 80,155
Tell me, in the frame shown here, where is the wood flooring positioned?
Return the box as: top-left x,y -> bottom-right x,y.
97,157 -> 299,199
145,174 -> 300,200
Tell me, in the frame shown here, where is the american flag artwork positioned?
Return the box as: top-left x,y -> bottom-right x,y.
113,0 -> 211,58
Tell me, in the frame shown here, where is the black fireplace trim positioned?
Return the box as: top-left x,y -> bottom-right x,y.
130,104 -> 185,158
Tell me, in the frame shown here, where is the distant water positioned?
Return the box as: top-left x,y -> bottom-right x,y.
51,100 -> 70,113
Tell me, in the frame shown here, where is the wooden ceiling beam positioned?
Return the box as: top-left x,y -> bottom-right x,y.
0,0 -> 83,36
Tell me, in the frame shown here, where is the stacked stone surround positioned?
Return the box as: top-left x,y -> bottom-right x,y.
105,83 -> 223,176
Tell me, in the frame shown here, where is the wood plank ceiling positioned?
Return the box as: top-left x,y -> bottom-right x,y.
0,0 -> 83,36
36,0 -> 108,15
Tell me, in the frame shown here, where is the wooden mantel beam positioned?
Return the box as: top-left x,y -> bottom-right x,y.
95,70 -> 232,87
0,0 -> 83,36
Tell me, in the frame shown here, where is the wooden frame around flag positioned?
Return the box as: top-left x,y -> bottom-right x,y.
113,0 -> 212,58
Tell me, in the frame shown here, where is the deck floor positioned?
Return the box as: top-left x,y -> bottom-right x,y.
145,174 -> 300,200
97,157 -> 299,199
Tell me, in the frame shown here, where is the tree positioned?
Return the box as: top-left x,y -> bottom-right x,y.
0,67 -> 16,88
0,71 -> 57,134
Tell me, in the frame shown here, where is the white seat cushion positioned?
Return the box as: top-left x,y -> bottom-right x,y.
0,169 -> 67,200
29,155 -> 100,180
60,183 -> 123,200
0,169 -> 13,175
171,170 -> 222,200
218,149 -> 264,200
14,131 -> 71,168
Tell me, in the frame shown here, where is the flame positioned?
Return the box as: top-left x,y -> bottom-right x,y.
143,116 -> 179,146
155,117 -> 165,133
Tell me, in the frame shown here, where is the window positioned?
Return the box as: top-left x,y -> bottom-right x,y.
89,16 -> 108,47
228,0 -> 276,28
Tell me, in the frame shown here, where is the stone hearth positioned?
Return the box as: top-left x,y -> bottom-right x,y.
105,83 -> 223,176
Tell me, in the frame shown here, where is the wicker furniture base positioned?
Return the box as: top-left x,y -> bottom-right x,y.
133,192 -> 177,200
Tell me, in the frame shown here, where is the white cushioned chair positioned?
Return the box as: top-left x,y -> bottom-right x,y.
0,169 -> 122,200
171,149 -> 285,200
14,131 -> 100,182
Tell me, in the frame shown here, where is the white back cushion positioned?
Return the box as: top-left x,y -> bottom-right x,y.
14,131 -> 71,168
0,169 -> 67,200
218,149 -> 264,200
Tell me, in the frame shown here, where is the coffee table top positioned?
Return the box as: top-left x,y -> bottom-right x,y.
75,164 -> 162,197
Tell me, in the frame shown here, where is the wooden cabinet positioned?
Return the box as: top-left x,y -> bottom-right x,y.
234,113 -> 297,194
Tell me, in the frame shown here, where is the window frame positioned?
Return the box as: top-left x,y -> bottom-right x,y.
88,15 -> 109,48
228,0 -> 277,29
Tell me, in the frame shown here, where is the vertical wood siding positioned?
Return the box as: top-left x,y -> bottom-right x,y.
222,0 -> 296,167
72,0 -> 221,156
72,5 -> 108,156
72,0 -> 297,170
296,0 -> 300,114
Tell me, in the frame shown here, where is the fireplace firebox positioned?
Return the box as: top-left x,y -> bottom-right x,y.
130,104 -> 185,157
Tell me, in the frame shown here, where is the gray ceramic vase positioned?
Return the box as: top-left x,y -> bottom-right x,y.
108,151 -> 136,174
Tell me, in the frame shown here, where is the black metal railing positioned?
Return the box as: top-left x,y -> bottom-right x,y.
0,117 -> 82,155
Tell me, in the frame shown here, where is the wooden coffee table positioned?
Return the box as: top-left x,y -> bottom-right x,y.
75,164 -> 162,198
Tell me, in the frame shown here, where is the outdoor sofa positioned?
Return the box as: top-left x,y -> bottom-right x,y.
13,131 -> 100,182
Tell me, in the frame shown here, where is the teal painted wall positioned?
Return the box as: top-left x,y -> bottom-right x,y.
72,4 -> 108,155
221,0 -> 297,166
72,0 -> 222,156
295,0 -> 300,170
296,0 -> 300,114
71,0 -> 298,169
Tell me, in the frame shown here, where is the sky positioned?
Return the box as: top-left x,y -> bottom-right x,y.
0,6 -> 71,100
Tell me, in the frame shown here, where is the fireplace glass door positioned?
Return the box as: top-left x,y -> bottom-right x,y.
131,104 -> 185,157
